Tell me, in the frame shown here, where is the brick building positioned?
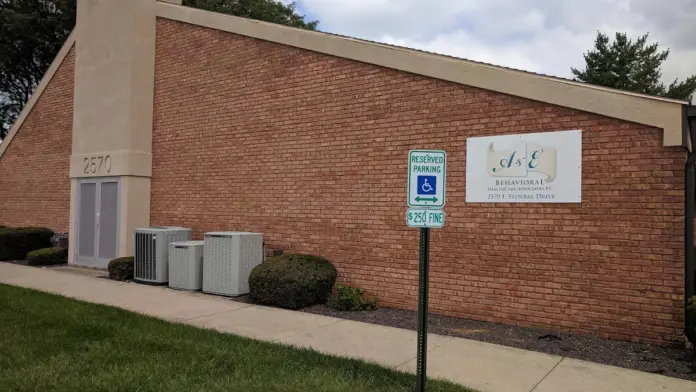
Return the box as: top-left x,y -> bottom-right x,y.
1,0 -> 695,345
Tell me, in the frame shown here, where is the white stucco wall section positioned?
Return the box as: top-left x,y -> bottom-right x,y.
71,0 -> 156,175
68,0 -> 158,264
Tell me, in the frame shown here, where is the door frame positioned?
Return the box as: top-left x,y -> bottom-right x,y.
74,177 -> 121,268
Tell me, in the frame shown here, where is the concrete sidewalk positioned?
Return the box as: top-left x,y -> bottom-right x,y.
1,263 -> 694,392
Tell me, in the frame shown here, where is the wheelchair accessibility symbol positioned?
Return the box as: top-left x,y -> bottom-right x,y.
408,150 -> 446,208
417,176 -> 436,196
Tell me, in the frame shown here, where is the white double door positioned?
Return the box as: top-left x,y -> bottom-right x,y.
75,178 -> 120,268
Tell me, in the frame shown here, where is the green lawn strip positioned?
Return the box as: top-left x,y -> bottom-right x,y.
0,284 -> 475,392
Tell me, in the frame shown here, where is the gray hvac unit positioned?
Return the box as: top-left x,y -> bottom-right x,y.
168,241 -> 204,291
134,226 -> 192,284
202,232 -> 263,297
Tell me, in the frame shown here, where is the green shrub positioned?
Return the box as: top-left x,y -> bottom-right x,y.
108,257 -> 134,281
0,227 -> 54,261
688,296 -> 696,311
26,247 -> 68,266
327,285 -> 377,311
249,254 -> 337,309
687,297 -> 696,338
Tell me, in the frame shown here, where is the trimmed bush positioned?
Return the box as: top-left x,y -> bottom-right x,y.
0,227 -> 54,261
108,257 -> 134,281
687,296 -> 696,344
26,247 -> 68,266
249,254 -> 337,309
327,285 -> 377,311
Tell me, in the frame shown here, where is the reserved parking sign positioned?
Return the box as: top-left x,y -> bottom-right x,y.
407,150 -> 446,208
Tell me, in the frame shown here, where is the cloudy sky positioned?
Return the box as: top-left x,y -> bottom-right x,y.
287,0 -> 695,86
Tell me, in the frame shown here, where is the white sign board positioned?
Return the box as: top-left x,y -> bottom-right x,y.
408,150 -> 446,208
407,208 -> 445,228
466,130 -> 582,203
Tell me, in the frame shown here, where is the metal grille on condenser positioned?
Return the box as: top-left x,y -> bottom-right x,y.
202,235 -> 234,296
202,232 -> 263,297
135,232 -> 156,281
169,241 -> 204,291
239,235 -> 263,294
134,228 -> 192,284
169,244 -> 189,289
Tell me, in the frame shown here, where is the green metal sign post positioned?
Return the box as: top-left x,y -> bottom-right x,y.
407,149 -> 445,392
415,227 -> 431,392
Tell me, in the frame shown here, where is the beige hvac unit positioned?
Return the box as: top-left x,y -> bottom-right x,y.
202,232 -> 264,296
134,226 -> 192,284
168,241 -> 205,291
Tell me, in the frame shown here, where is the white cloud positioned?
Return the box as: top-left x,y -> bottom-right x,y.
298,0 -> 696,84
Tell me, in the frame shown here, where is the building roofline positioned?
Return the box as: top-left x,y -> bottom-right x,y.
156,2 -> 687,146
0,31 -> 76,159
321,31 -> 689,106
159,2 -> 688,106
155,2 -> 689,146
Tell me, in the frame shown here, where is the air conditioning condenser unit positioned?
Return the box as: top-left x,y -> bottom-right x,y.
168,240 -> 204,291
134,226 -> 192,284
202,232 -> 263,296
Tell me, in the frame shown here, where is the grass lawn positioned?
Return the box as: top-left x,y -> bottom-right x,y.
0,284 -> 474,392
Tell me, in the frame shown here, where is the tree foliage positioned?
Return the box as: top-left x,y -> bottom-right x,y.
0,0 -> 317,140
0,0 -> 75,139
572,32 -> 696,101
184,0 -> 318,30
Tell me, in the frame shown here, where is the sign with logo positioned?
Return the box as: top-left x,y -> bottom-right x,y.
466,130 -> 582,203
408,150 -> 446,208
407,208 -> 445,228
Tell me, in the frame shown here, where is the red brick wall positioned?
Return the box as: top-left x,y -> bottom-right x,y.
0,48 -> 74,233
152,20 -> 685,344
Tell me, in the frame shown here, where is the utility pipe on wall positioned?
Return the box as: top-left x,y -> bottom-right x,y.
684,105 -> 696,345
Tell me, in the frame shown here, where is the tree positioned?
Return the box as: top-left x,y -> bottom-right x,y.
0,0 -> 317,140
0,0 -> 75,140
184,0 -> 318,30
572,32 -> 696,101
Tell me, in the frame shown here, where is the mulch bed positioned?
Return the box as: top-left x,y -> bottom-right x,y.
299,304 -> 696,381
